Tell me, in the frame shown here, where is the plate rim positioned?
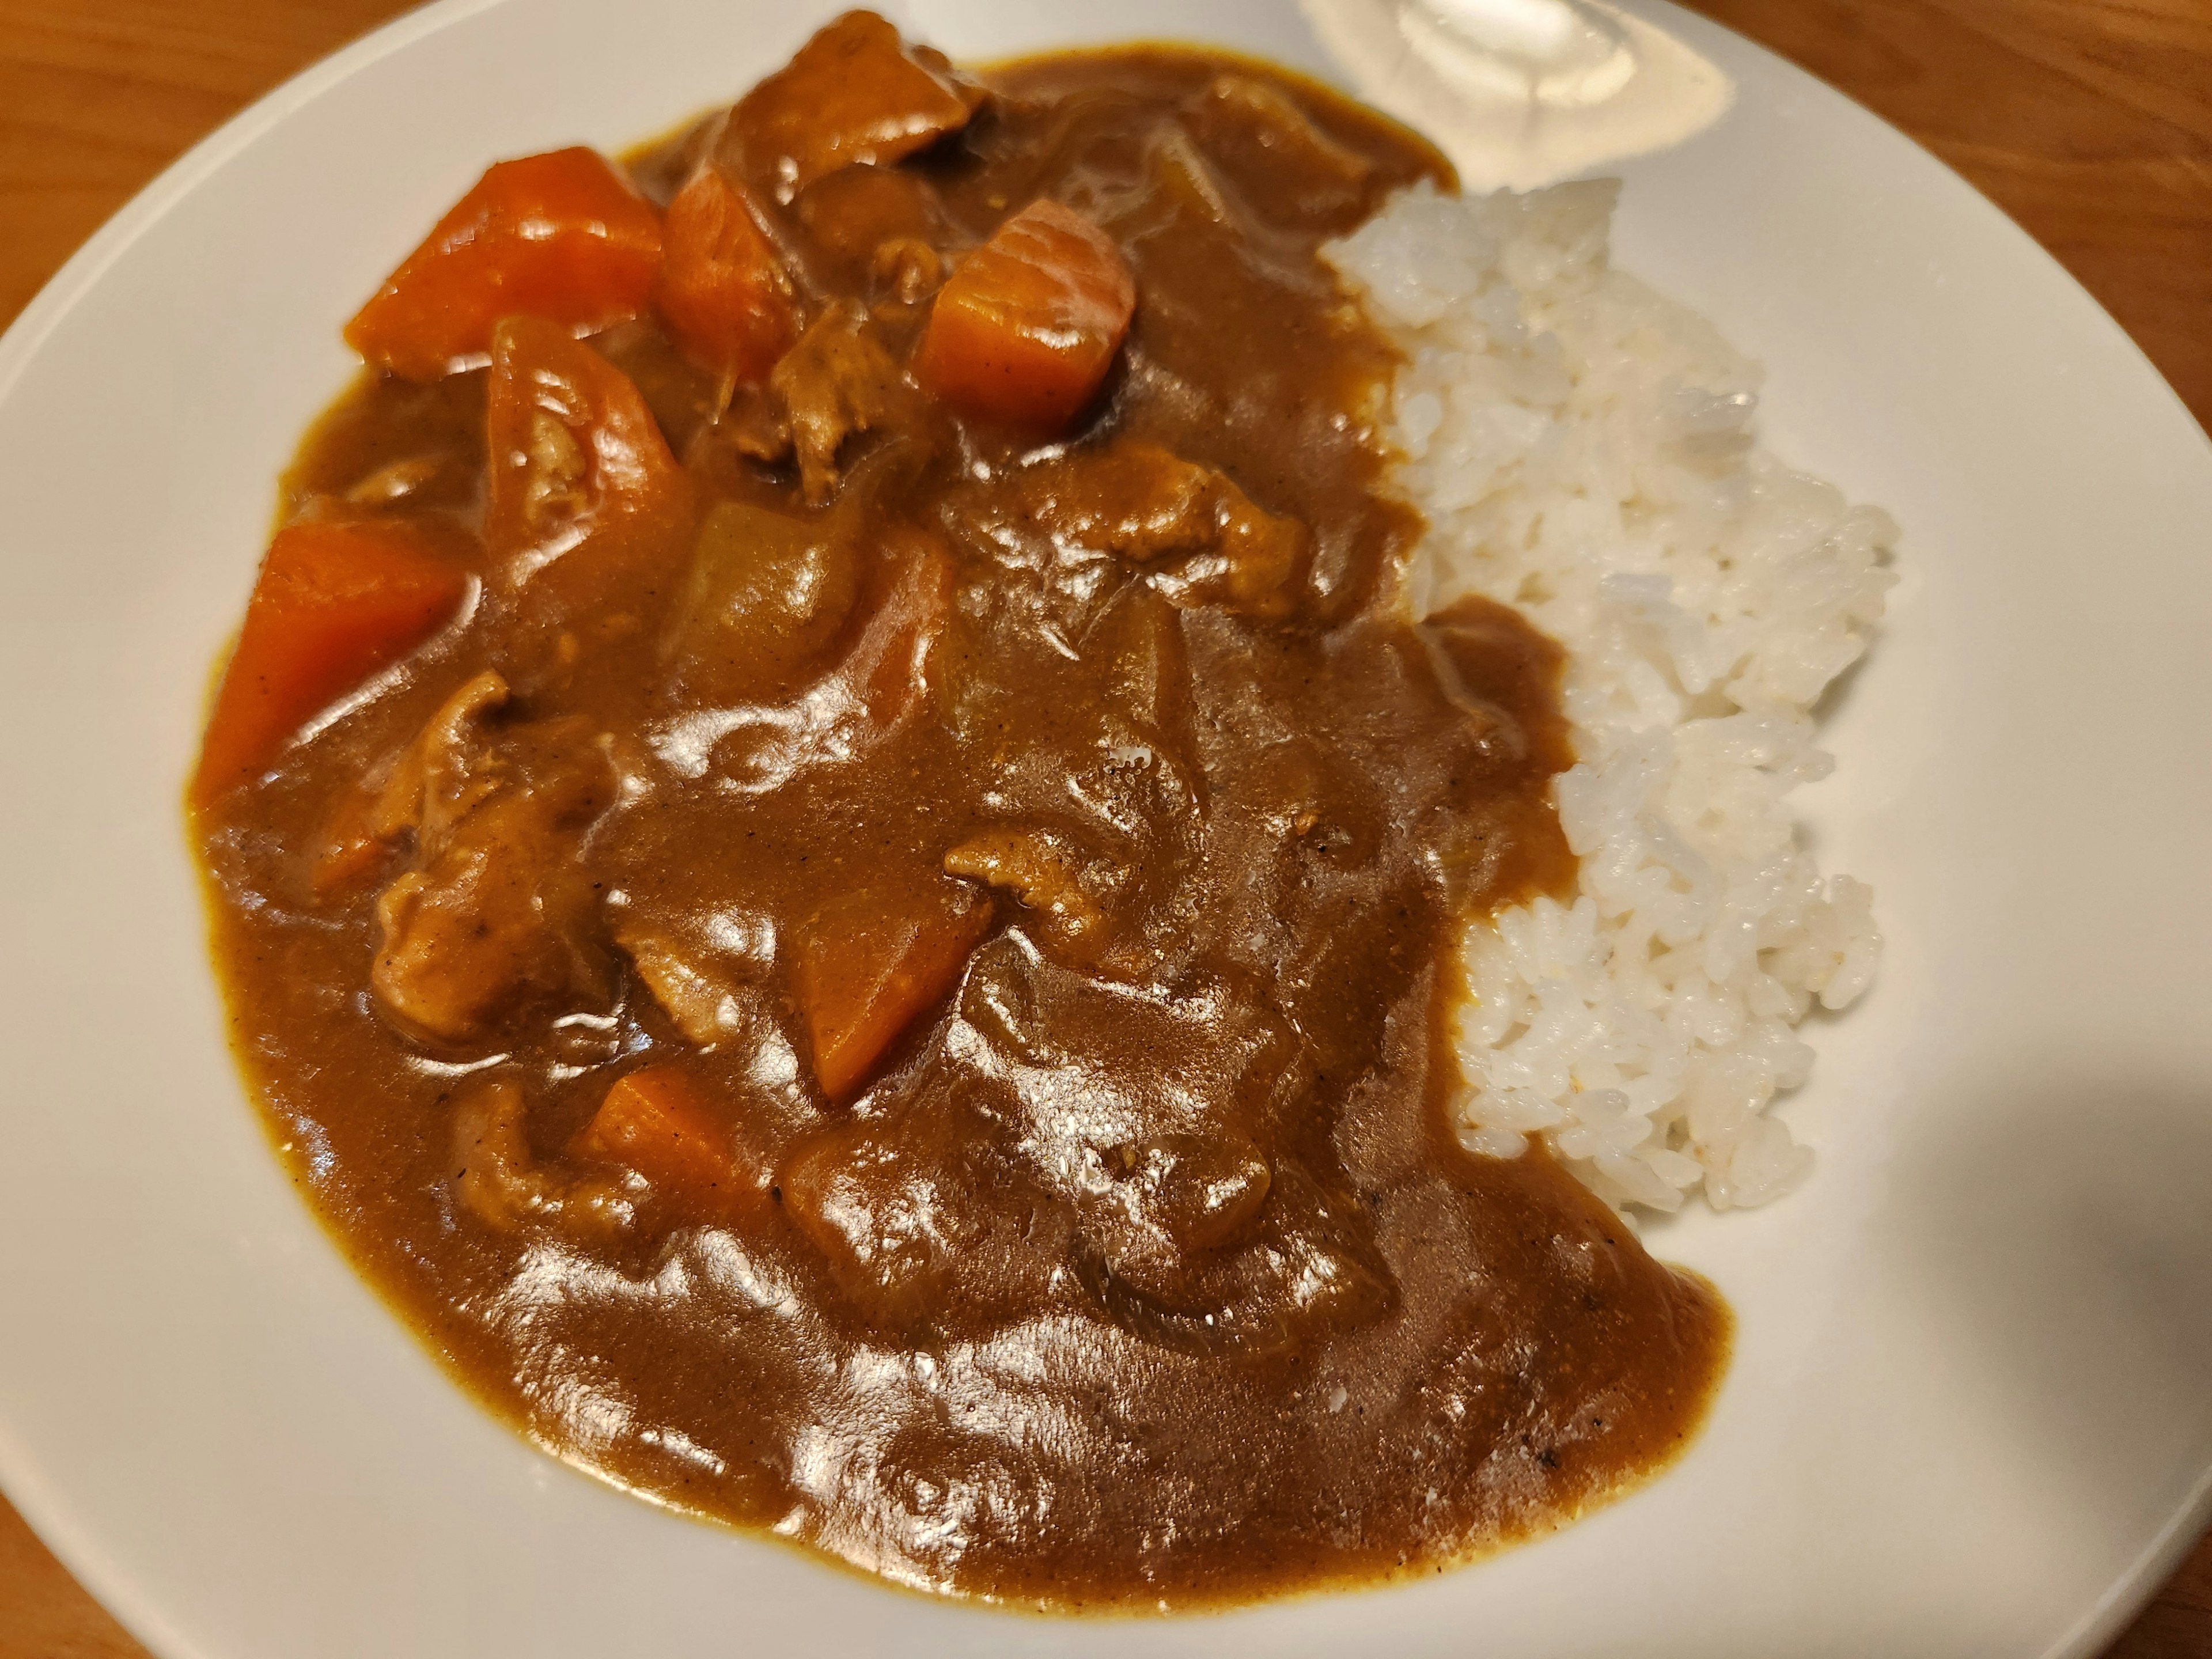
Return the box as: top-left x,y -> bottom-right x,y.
0,2 -> 2207,1655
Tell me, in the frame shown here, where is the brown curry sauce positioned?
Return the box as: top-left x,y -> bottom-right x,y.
192,21 -> 1726,1612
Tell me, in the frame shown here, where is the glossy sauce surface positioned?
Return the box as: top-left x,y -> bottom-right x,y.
193,31 -> 1726,1610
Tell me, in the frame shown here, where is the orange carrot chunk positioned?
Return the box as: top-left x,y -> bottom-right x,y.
192,520 -> 467,805
571,1067 -> 748,1203
344,147 -> 663,381
912,199 -> 1136,432
859,527 -> 956,728
656,166 -> 800,385
797,882 -> 994,1103
484,315 -> 694,626
730,11 -> 981,199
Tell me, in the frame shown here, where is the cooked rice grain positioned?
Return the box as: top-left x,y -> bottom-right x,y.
1325,181 -> 1892,1214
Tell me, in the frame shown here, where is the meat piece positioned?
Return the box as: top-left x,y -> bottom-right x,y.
484,319 -> 696,634
620,934 -> 743,1046
615,922 -> 779,1048
308,724 -> 433,899
1080,1163 -> 1396,1357
1020,438 -> 1312,618
944,830 -> 1111,962
451,1078 -> 632,1236
308,669 -> 505,899
944,941 -> 1391,1355
1083,1130 -> 1277,1304
726,11 -> 983,202
768,300 -> 904,503
374,802 -> 600,1045
370,673 -> 615,1046
870,237 -> 942,304
713,383 -> 797,465
390,671 -> 508,838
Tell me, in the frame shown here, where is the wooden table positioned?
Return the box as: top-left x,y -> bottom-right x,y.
0,1 -> 2206,1653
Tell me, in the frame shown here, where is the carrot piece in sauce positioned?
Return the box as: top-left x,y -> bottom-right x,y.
730,11 -> 981,200
857,527 -> 956,729
912,199 -> 1137,432
572,1066 -> 750,1205
344,147 -> 663,382
191,520 -> 468,805
656,166 -> 800,385
797,882 -> 994,1103
484,315 -> 695,626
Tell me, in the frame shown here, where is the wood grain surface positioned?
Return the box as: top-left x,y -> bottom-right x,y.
0,1 -> 2206,1655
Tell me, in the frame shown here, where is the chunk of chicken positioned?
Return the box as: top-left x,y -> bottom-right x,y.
369,673 -> 615,1046
944,829 -> 1111,962
1019,439 -> 1311,618
768,300 -> 906,503
619,930 -> 751,1047
451,1078 -> 632,1237
871,236 -> 942,304
308,670 -> 500,898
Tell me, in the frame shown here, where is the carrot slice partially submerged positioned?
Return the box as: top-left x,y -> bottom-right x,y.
797,881 -> 994,1103
345,147 -> 663,382
572,1066 -> 751,1205
484,315 -> 695,625
192,519 -> 468,805
656,166 -> 799,385
857,527 -> 956,728
912,199 -> 1136,432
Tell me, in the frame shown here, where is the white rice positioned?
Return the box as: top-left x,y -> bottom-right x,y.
1324,181 -> 1893,1215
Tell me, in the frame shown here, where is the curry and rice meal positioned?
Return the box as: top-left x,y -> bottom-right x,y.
188,12 -> 1889,1610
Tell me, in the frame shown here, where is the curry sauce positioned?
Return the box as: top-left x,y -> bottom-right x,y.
191,18 -> 1726,1611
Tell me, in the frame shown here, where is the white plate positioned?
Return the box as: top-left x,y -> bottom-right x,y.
2,2 -> 2209,1654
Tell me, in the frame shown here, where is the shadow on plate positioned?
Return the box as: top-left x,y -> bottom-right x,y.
1879,1053 -> 2212,1566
